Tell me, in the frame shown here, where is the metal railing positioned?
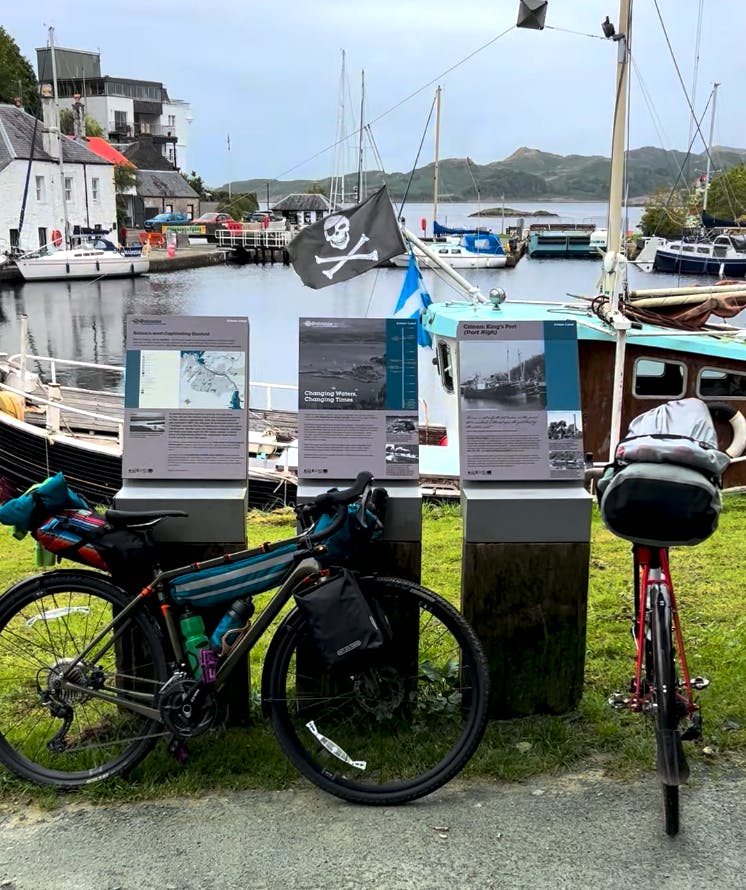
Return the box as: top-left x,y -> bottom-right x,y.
216,229 -> 291,249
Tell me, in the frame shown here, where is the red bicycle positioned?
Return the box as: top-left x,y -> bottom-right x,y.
598,397 -> 732,836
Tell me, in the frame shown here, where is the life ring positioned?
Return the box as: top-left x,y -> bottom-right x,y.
51,230 -> 62,247
707,402 -> 746,458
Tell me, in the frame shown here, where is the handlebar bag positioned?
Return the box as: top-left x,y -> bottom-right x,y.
293,569 -> 387,669
597,461 -> 721,547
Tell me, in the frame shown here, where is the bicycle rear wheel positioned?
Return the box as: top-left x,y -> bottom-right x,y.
0,570 -> 167,788
264,575 -> 489,805
650,582 -> 687,836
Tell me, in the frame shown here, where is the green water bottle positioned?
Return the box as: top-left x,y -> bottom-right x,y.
180,611 -> 210,680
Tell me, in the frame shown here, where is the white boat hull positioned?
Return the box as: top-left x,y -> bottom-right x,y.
15,254 -> 149,281
391,250 -> 507,269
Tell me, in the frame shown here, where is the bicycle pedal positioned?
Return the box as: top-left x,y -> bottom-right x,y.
168,737 -> 189,764
608,692 -> 629,710
691,676 -> 710,690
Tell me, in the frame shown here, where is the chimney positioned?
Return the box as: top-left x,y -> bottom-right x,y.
40,83 -> 60,159
13,97 -> 22,108
72,93 -> 84,139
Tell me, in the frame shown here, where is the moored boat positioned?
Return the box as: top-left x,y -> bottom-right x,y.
392,233 -> 507,269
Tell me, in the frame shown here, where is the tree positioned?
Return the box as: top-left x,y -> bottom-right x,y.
217,192 -> 258,219
59,107 -> 103,137
639,189 -> 691,239
307,182 -> 327,196
185,171 -> 208,199
113,163 -> 137,228
0,26 -> 39,115
705,165 -> 746,223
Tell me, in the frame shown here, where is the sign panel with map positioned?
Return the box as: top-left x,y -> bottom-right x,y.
123,316 -> 249,480
298,317 -> 419,480
457,319 -> 583,481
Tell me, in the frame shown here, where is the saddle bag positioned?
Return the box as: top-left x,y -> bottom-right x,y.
293,569 -> 387,669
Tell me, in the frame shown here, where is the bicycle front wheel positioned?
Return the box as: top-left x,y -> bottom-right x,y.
0,570 -> 167,788
264,575 -> 489,805
650,582 -> 686,836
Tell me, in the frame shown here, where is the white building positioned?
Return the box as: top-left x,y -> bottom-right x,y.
0,98 -> 116,254
36,46 -> 193,174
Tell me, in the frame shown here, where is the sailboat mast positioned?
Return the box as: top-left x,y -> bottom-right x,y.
357,69 -> 365,203
433,85 -> 441,231
49,27 -> 70,249
703,81 -> 720,213
602,0 -> 631,302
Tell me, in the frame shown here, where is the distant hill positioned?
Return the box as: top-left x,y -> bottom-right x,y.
222,145 -> 746,204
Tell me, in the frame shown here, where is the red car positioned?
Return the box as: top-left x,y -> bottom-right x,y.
191,212 -> 235,225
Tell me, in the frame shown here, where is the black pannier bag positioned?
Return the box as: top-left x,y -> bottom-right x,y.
293,569 -> 388,669
597,398 -> 730,548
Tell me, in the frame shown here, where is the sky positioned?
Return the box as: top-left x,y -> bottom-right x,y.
4,0 -> 744,188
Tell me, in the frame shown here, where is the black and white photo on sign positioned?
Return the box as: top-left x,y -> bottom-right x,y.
299,319 -> 387,410
547,410 -> 585,475
128,413 -> 166,434
459,340 -> 547,410
385,414 -> 418,442
385,442 -> 419,464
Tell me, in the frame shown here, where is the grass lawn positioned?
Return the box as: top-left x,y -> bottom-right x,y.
0,494 -> 744,806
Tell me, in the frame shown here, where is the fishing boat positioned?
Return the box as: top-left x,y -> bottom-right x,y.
406,0 -> 746,487
651,233 -> 746,277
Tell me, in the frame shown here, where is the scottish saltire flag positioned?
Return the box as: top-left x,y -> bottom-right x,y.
394,252 -> 432,347
288,186 -> 405,290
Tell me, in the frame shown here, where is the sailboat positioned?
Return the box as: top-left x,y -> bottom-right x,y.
406,0 -> 746,487
13,28 -> 149,283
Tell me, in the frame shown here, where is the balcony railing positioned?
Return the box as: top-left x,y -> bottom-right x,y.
107,121 -> 178,140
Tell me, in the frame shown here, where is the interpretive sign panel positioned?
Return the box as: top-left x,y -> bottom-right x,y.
298,317 -> 419,480
457,319 -> 583,481
123,316 -> 249,480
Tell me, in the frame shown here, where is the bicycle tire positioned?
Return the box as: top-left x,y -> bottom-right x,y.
650,582 -> 685,837
0,569 -> 167,788
263,575 -> 489,805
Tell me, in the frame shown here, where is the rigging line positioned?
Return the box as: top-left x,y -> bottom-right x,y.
269,25 -> 515,183
686,0 -> 705,154
651,0 -> 711,158
397,95 -> 437,218
544,25 -> 606,41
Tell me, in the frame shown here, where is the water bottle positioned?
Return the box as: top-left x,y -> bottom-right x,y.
210,599 -> 254,654
181,612 -> 211,680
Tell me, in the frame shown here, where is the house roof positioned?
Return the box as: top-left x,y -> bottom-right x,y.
85,137 -> 133,166
0,104 -> 111,173
272,193 -> 331,212
136,169 -> 198,199
121,137 -> 176,171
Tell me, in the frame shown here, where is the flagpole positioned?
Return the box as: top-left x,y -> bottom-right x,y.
402,227 -> 486,303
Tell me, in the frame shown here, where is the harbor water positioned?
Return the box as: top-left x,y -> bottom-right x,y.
0,202 -> 714,425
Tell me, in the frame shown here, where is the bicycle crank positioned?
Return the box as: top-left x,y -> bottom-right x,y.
157,673 -> 217,739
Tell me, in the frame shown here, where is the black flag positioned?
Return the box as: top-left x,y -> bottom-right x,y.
287,186 -> 406,289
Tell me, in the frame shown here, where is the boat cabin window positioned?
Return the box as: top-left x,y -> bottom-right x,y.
435,342 -> 455,394
696,246 -> 711,254
698,367 -> 746,399
633,358 -> 686,398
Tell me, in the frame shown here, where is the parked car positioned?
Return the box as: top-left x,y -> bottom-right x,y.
243,211 -> 283,223
143,212 -> 190,232
191,212 -> 235,225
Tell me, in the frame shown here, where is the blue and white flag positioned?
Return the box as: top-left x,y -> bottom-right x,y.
393,252 -> 432,347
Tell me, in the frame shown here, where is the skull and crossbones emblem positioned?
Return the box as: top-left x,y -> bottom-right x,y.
315,214 -> 379,280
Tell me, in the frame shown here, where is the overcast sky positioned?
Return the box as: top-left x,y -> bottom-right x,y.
5,1 -> 743,187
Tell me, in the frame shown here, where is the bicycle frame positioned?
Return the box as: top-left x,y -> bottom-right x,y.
629,545 -> 697,722
55,552 -> 325,719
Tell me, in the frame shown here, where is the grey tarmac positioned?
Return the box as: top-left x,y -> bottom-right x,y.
0,768 -> 744,890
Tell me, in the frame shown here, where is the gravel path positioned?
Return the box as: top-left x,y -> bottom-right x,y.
1,769 -> 744,889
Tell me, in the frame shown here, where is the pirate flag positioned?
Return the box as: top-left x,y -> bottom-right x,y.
287,186 -> 406,289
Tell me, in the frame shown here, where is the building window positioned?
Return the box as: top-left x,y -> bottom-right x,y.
633,358 -> 686,398
64,177 -> 73,202
38,228 -> 47,248
168,114 -> 176,127
165,204 -> 173,213
91,178 -> 99,201
114,110 -> 128,132
35,176 -> 46,202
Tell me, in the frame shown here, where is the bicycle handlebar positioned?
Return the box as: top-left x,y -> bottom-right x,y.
297,471 -> 375,546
